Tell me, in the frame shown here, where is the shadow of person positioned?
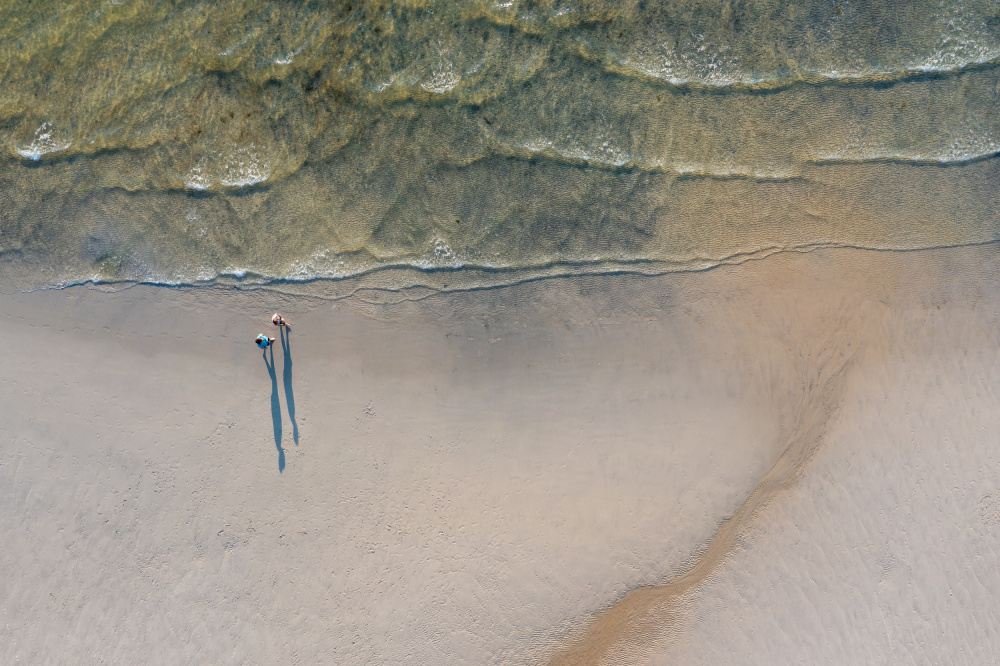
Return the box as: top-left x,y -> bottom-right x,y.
263,344 -> 285,472
280,326 -> 299,445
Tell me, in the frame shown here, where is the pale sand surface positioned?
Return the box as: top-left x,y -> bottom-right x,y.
642,265 -> 1000,666
2,246 -> 999,664
550,248 -> 1000,665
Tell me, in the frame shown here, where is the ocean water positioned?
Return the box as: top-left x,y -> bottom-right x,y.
2,0 -> 1000,291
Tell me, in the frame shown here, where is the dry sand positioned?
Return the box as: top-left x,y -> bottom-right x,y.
2,245 -> 999,664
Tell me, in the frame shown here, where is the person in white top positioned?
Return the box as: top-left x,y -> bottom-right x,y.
272,313 -> 289,328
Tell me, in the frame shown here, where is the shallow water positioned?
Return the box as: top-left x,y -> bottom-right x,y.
2,0 -> 1000,290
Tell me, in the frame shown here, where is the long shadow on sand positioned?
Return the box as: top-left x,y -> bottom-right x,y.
263,345 -> 285,472
280,326 -> 299,445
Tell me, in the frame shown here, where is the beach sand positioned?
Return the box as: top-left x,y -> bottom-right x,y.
2,245 -> 999,664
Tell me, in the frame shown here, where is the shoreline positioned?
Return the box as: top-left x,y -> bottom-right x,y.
8,235 -> 1000,300
2,245 -> 999,664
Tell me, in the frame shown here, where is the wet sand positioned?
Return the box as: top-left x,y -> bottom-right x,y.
2,245 -> 999,664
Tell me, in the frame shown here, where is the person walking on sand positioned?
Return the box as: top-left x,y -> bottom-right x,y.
256,333 -> 275,349
272,313 -> 289,328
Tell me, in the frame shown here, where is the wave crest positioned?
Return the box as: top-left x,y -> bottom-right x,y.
15,122 -> 71,161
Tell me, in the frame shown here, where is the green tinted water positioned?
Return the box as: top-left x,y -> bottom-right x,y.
2,0 -> 1000,289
